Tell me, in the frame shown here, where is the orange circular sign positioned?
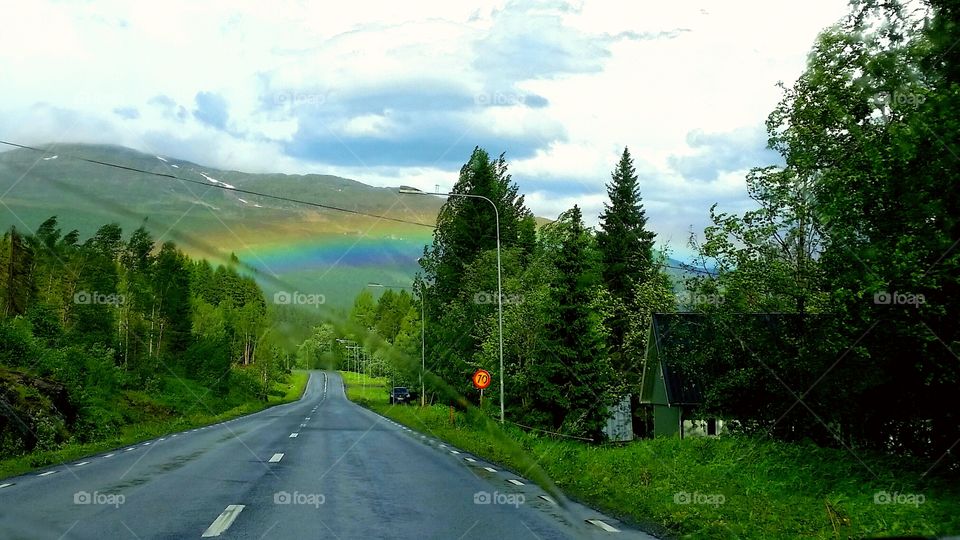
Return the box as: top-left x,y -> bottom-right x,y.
472,369 -> 492,390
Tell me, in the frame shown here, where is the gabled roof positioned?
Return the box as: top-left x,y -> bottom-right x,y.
641,313 -> 707,406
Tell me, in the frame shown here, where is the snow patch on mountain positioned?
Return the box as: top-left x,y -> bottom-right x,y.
199,171 -> 236,189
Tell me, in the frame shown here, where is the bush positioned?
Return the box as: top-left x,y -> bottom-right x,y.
0,319 -> 39,369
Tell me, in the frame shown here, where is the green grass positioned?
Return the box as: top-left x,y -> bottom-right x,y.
341,371 -> 960,539
0,370 -> 309,480
272,370 -> 310,403
340,370 -> 392,406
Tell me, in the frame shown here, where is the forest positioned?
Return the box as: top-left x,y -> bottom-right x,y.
0,217 -> 295,458
331,0 -> 959,471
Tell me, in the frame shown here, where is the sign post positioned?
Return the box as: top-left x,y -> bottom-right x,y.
472,369 -> 491,410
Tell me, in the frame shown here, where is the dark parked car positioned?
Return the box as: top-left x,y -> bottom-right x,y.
389,387 -> 411,404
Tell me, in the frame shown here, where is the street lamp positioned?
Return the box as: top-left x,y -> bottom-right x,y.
399,186 -> 505,423
336,339 -> 360,376
368,281 -> 427,406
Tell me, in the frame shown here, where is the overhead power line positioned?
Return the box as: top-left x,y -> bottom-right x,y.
0,139 -> 717,275
0,140 -> 437,229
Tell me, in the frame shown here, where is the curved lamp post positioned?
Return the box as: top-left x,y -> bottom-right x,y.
398,186 -> 505,423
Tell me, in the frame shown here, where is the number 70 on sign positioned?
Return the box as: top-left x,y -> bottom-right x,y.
472,369 -> 491,390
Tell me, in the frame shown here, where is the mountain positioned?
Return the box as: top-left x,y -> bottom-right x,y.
0,143 -> 443,310
0,143 -> 697,309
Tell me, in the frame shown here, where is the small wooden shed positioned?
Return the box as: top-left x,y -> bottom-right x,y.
639,313 -> 716,438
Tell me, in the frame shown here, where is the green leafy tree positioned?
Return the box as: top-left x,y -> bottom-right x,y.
349,289 -> 377,331
152,242 -> 192,360
1,227 -> 35,317
686,166 -> 827,314
418,148 -> 533,401
525,206 -> 614,439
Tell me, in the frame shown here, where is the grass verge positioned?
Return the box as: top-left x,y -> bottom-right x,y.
0,370 -> 309,479
341,370 -> 960,539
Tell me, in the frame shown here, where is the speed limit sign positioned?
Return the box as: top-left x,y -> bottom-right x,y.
471,369 -> 491,390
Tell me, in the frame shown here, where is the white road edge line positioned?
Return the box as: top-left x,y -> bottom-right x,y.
269,453 -> 284,463
507,479 -> 524,486
585,519 -> 620,533
201,504 -> 246,537
38,471 -> 56,477
289,433 -> 299,438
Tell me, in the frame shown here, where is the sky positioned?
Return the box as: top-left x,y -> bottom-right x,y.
0,0 -> 852,260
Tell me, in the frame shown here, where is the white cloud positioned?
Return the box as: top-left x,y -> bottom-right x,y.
0,0 -> 851,261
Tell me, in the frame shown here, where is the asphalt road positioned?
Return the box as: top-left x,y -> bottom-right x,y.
0,371 -> 657,539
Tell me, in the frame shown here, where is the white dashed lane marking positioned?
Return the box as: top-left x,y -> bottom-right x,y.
507,479 -> 524,486
0,483 -> 13,489
37,471 -> 56,477
585,519 -> 620,533
483,467 -> 497,473
201,504 -> 245,537
289,433 -> 299,438
75,461 -> 90,467
268,453 -> 284,463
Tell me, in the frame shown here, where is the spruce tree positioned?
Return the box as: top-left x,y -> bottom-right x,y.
596,147 -> 656,298
535,206 -> 613,439
596,148 -> 657,381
